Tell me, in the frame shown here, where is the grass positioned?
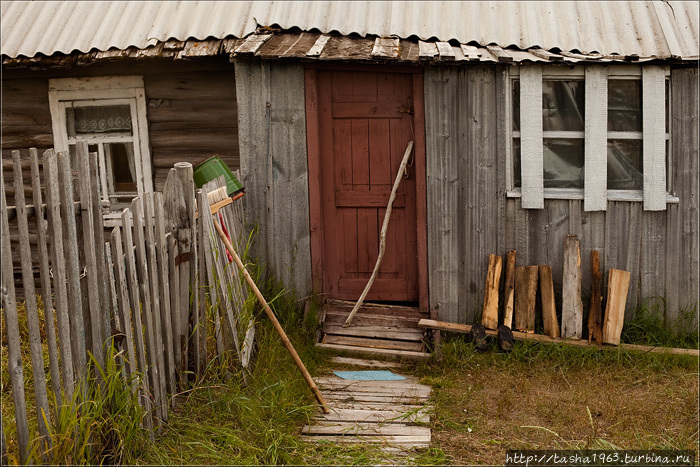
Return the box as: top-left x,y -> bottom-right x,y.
415,336 -> 698,465
3,289 -> 698,465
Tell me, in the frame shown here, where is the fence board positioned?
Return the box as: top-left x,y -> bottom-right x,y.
30,148 -> 62,407
144,193 -> 168,421
89,151 -> 111,347
56,151 -> 87,381
120,208 -> 155,432
104,243 -> 120,352
11,150 -> 52,456
76,143 -> 105,368
155,193 -> 177,399
166,233 -> 179,406
1,161 -> 31,465
131,197 -> 164,424
195,189 -> 207,375
43,149 -> 76,398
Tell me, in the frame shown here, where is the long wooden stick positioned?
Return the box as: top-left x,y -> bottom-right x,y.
212,218 -> 330,414
417,319 -> 699,357
343,140 -> 414,327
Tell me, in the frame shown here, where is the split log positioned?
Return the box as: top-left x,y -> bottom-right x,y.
502,250 -> 516,328
602,269 -> 630,345
588,251 -> 603,344
481,254 -> 502,330
562,235 -> 583,339
514,266 -> 537,332
539,265 -> 560,338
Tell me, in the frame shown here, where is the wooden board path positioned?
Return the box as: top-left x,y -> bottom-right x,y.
301,361 -> 432,453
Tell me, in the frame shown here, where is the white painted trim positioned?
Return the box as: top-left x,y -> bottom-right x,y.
506,188 -> 679,204
584,66 -> 608,211
520,65 -> 544,209
48,76 -> 153,214
542,131 -> 585,139
607,131 -> 643,140
642,66 -> 667,211
505,69 -> 514,190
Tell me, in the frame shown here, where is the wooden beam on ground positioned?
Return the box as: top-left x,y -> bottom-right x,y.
562,235 -> 583,338
417,319 -> 699,357
588,250 -> 604,344
602,269 -> 630,345
481,254 -> 502,330
539,265 -> 560,338
502,250 -> 516,328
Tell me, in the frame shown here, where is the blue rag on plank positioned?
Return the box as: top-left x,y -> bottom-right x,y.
333,370 -> 405,381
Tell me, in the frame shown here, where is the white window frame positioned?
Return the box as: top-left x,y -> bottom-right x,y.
48,76 -> 153,225
507,64 -> 676,211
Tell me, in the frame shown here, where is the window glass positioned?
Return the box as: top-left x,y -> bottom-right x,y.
513,138 -> 521,187
108,143 -> 137,193
607,140 -> 643,190
66,105 -> 132,137
543,139 -> 584,188
542,80 -> 584,131
608,80 -> 641,132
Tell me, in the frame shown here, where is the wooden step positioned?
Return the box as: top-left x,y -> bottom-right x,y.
323,310 -> 423,329
323,324 -> 425,342
316,343 -> 431,360
323,334 -> 424,352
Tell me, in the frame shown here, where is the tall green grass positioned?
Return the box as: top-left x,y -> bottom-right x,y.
621,297 -> 698,349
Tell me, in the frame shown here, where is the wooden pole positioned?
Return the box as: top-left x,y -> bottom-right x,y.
481,254 -> 502,330
212,218 -> 330,414
343,141 -> 414,327
417,319 -> 699,357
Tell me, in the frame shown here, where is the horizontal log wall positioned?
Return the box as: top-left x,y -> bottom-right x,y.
1,58 -> 239,290
424,65 -> 699,327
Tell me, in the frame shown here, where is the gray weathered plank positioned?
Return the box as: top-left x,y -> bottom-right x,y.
154,193 -> 177,399
43,149 -> 76,398
562,235 -> 583,338
316,407 -> 430,424
56,151 -> 87,380
371,37 -> 400,59
323,325 -> 424,341
166,233 -> 179,406
143,192 -> 168,422
30,148 -> 62,406
234,34 -> 272,55
1,159 -> 31,464
11,150 -> 52,454
89,151 -> 110,347
307,35 -> 331,57
110,228 -> 137,382
195,189 -> 206,376
76,142 -> 104,368
132,196 -> 164,425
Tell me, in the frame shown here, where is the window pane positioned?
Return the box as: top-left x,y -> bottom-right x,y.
608,80 -> 641,132
108,143 -> 137,194
607,139 -> 642,190
67,105 -> 133,136
543,138 -> 584,188
512,80 -> 520,131
542,80 -> 584,131
513,138 -> 521,187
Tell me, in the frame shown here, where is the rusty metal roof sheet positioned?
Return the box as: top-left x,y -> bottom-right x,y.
2,1 -> 698,60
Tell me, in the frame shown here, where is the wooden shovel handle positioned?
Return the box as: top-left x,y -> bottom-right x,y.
212,217 -> 330,413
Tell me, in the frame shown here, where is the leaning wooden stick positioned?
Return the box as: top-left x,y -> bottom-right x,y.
212,217 -> 330,414
343,140 -> 414,327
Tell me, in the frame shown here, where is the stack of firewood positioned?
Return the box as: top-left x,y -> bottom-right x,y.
479,235 -> 630,352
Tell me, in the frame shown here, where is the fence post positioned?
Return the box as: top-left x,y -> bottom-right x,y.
43,149 -> 76,399
1,159 -> 30,464
11,150 -> 52,457
30,148 -> 63,407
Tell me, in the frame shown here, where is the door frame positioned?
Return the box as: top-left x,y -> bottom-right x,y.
304,64 -> 428,313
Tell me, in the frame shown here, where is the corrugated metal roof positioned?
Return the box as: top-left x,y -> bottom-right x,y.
2,1 -> 698,60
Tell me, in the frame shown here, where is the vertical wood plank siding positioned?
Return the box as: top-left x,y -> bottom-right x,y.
424,65 -> 698,326
234,61 -> 312,297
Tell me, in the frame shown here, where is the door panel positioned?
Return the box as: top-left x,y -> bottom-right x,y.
315,70 -> 418,302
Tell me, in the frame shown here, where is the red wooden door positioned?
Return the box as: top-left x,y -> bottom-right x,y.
314,70 -> 418,302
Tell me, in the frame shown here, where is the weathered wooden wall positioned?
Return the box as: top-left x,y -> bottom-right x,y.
234,60 -> 312,298
2,58 -> 239,198
424,64 -> 699,327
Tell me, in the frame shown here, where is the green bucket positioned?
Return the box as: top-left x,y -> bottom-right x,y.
193,155 -> 244,196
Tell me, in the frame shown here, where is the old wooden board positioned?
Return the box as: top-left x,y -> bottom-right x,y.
324,324 -> 424,341
481,254 -> 502,330
316,343 -> 431,360
539,265 -> 560,338
330,356 -> 403,368
302,361 -> 432,450
603,269 -> 631,345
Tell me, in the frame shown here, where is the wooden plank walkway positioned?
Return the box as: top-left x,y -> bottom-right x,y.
302,360 -> 432,452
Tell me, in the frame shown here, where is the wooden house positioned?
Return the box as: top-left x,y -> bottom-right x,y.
2,1 -> 698,331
